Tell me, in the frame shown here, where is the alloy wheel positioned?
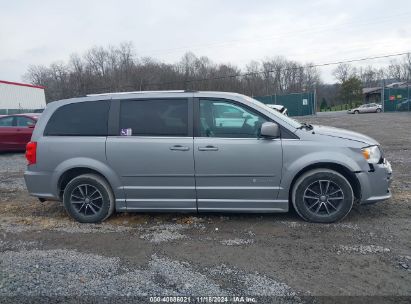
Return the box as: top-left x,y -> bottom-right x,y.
303,180 -> 344,216
70,184 -> 103,216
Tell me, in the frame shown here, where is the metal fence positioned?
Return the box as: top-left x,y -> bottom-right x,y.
383,87 -> 411,112
1,92 -> 319,117
254,91 -> 316,116
0,108 -> 42,115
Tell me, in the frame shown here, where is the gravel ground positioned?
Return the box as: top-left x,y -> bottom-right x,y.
0,112 -> 410,303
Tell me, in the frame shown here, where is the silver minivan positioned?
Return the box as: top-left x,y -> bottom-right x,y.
24,91 -> 392,223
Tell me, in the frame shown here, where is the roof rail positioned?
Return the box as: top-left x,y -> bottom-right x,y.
86,90 -> 197,97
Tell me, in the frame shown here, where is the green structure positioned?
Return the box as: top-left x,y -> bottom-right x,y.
383,87 -> 411,112
0,108 -> 39,115
254,91 -> 316,116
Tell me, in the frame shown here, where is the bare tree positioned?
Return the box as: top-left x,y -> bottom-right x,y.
388,53 -> 411,81
24,42 -> 323,102
332,63 -> 355,83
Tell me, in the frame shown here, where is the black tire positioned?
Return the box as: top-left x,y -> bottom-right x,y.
292,169 -> 354,223
376,108 -> 382,113
354,110 -> 359,114
63,174 -> 115,223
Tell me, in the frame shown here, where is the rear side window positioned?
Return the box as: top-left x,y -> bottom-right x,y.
0,117 -> 14,127
120,99 -> 188,136
44,101 -> 110,136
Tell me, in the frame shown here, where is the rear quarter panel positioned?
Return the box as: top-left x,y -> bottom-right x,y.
27,96 -> 124,203
29,136 -> 125,206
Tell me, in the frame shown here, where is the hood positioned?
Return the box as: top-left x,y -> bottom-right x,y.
313,125 -> 379,145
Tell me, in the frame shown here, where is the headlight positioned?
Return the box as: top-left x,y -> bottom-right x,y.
361,146 -> 381,163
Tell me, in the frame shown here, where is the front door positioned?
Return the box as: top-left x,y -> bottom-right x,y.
194,98 -> 284,212
106,98 -> 196,211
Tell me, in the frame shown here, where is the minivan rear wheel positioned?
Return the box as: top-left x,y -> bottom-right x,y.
292,169 -> 354,223
63,174 -> 115,223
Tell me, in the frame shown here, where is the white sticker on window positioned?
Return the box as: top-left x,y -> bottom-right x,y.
120,128 -> 132,136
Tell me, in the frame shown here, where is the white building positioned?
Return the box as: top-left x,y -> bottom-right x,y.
0,80 -> 46,114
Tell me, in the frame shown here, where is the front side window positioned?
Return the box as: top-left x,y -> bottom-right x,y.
120,99 -> 188,137
16,116 -> 35,127
0,117 -> 14,127
199,99 -> 267,138
243,95 -> 301,129
44,101 -> 110,136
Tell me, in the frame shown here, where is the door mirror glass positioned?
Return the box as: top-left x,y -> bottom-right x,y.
260,122 -> 280,138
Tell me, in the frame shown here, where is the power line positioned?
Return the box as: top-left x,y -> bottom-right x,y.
142,51 -> 410,88
74,51 -> 409,95
140,12 -> 411,57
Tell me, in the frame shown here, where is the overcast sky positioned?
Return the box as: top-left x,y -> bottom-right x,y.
1,0 -> 410,83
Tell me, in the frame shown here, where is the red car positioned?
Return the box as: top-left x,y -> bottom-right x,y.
0,113 -> 39,152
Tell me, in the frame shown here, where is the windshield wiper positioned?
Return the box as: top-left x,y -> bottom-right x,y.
297,122 -> 314,130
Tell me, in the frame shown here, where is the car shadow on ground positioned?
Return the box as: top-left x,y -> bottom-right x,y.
1,191 -> 394,228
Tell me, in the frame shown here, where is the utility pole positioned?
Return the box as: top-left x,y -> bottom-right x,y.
381,79 -> 385,112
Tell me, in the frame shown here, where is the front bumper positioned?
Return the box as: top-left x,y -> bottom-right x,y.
356,159 -> 392,204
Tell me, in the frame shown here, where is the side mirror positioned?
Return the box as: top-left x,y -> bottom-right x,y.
28,124 -> 35,129
260,122 -> 280,138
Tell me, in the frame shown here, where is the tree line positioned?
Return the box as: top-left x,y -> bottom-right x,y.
24,42 -> 410,107
320,54 -> 411,109
24,42 -> 320,102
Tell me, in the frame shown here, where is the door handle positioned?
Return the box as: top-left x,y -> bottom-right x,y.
198,145 -> 218,151
170,145 -> 190,151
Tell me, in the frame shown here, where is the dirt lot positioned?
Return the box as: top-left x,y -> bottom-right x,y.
0,112 -> 410,302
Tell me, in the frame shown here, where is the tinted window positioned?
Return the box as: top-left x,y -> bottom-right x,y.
44,101 -> 110,136
120,99 -> 188,136
0,117 -> 14,127
199,99 -> 267,138
16,116 -> 35,127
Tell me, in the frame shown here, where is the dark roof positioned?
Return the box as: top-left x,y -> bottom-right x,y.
362,87 -> 381,94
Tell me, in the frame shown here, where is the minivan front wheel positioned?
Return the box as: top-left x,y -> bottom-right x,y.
292,169 -> 354,223
63,174 -> 115,223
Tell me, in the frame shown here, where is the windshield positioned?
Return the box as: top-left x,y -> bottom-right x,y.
243,95 -> 302,129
